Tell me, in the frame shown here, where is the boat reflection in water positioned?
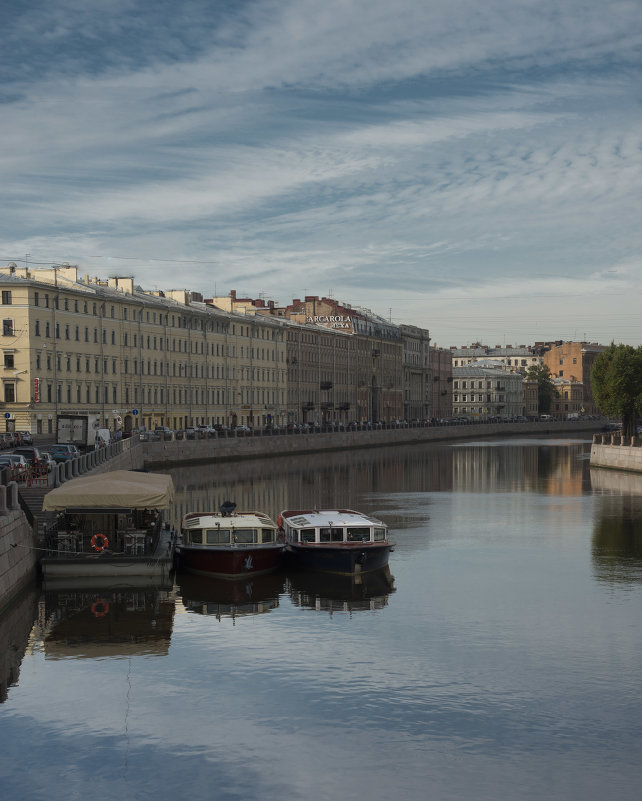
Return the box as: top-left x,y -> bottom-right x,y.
38,586 -> 176,659
177,571 -> 285,620
288,566 -> 395,614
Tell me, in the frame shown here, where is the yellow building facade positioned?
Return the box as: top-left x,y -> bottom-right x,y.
0,264 -> 287,434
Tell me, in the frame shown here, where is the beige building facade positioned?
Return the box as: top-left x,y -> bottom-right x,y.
0,264 -> 287,434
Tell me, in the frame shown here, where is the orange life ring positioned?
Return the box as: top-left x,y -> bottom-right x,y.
91,599 -> 110,617
90,533 -> 109,552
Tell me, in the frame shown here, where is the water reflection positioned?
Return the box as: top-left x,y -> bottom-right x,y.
0,582 -> 38,703
591,468 -> 642,584
162,436 -> 593,533
177,570 -> 284,619
33,587 -> 176,658
288,566 -> 395,614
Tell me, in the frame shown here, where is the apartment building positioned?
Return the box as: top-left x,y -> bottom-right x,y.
541,341 -> 606,416
452,365 -> 523,419
0,263 -> 287,434
210,293 -> 406,423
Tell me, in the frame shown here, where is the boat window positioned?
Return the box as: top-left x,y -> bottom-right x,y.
206,528 -> 231,544
347,527 -> 371,542
319,527 -> 344,542
234,528 -> 257,544
300,528 -> 316,543
190,530 -> 203,544
374,528 -> 386,541
261,529 -> 275,543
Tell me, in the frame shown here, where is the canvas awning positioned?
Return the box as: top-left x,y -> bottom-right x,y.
42,470 -> 174,512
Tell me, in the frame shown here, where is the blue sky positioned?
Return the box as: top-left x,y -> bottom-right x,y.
2,0 -> 641,347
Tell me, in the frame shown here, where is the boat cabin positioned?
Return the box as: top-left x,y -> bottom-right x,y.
281,510 -> 388,545
181,512 -> 279,546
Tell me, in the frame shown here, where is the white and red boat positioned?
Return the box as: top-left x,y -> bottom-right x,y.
178,506 -> 284,578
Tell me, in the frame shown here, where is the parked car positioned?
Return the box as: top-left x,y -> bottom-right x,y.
39,452 -> 56,473
234,425 -> 252,434
18,431 -> 33,444
41,444 -> 79,463
184,427 -> 197,439
0,454 -> 29,480
12,446 -> 44,467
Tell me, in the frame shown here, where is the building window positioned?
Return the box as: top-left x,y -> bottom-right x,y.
4,382 -> 15,402
35,320 -> 40,336
34,292 -> 39,306
2,319 -> 14,336
4,353 -> 14,368
1,291 -> 12,305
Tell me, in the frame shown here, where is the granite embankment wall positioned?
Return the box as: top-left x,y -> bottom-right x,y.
142,421 -> 599,467
590,432 -> 642,474
0,483 -> 37,614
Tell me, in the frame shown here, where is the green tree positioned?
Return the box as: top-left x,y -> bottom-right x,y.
525,364 -> 558,414
591,343 -> 642,437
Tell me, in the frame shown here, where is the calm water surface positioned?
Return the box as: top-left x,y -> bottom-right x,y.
2,436 -> 642,801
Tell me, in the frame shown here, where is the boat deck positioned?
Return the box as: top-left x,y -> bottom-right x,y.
41,526 -> 177,580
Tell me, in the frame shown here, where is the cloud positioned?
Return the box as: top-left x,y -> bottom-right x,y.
1,0 -> 641,345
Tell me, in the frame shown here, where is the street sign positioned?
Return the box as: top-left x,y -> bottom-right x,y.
4,413 -> 10,419
132,409 -> 139,416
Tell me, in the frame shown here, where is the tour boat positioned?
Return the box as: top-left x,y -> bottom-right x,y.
279,509 -> 393,575
178,506 -> 284,578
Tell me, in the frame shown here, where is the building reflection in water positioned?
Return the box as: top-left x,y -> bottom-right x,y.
451,438 -> 591,495
0,582 -> 39,703
177,571 -> 284,621
163,438 -> 593,537
163,444 -> 454,534
287,566 -> 395,615
31,586 -> 176,659
591,468 -> 642,584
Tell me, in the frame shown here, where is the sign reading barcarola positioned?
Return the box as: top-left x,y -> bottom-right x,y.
306,314 -> 354,332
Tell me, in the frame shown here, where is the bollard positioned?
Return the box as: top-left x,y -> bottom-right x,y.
0,484 -> 7,515
6,481 -> 18,509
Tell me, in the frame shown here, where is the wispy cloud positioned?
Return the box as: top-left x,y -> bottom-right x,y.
1,0 -> 641,344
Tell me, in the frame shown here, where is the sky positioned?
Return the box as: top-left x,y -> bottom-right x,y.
1,0 -> 641,348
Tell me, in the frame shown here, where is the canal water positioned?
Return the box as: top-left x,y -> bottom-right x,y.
2,435 -> 642,800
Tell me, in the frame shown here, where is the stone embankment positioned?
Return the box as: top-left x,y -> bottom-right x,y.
590,432 -> 642,474
141,420 -> 600,467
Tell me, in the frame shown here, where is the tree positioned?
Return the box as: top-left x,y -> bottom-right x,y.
591,344 -> 642,437
525,364 -> 557,414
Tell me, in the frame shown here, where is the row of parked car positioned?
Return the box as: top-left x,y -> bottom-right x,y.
0,443 -> 81,481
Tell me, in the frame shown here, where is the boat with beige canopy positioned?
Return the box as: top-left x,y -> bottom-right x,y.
40,470 -> 177,581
